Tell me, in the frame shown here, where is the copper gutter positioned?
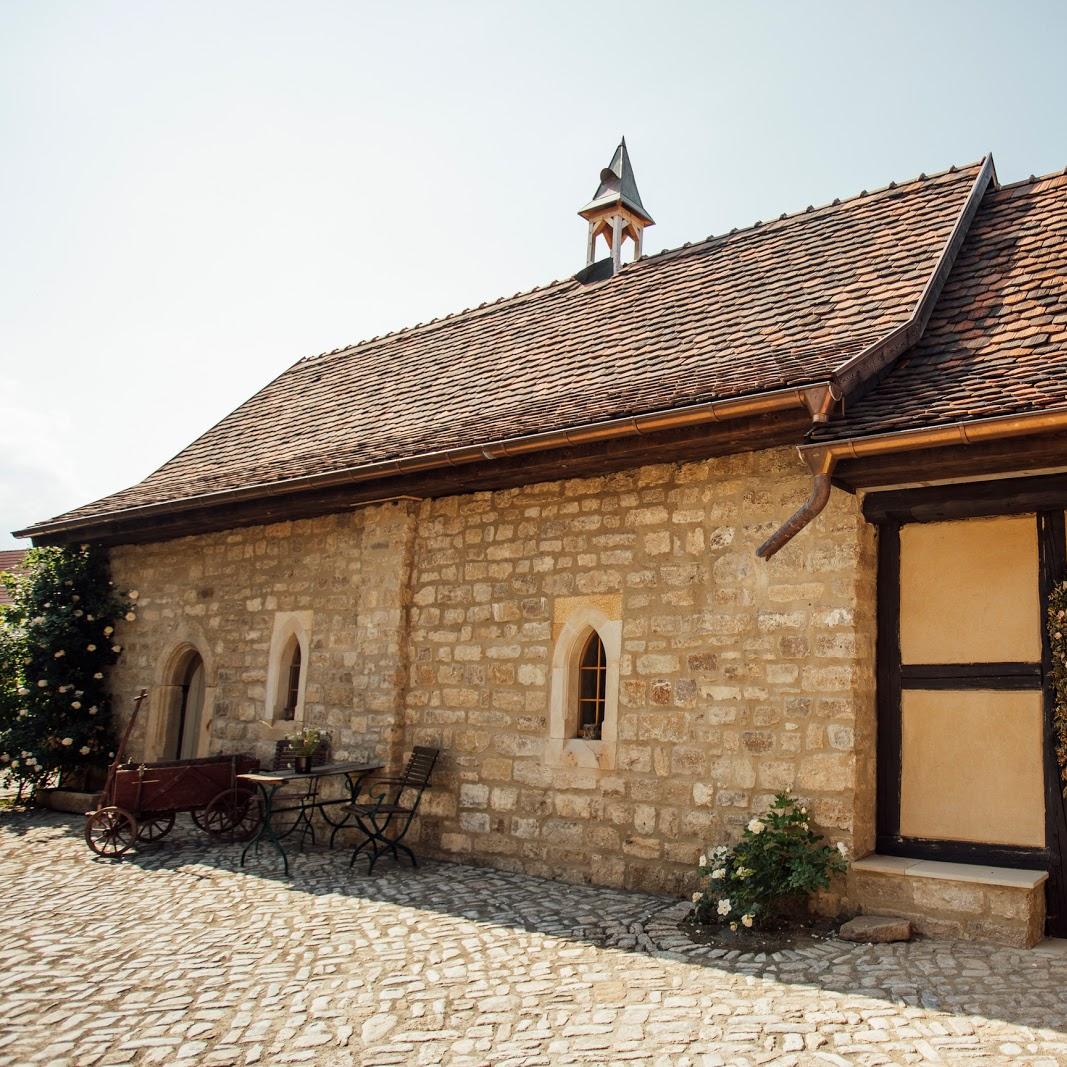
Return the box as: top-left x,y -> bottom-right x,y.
757,405 -> 1067,559
18,382 -> 837,540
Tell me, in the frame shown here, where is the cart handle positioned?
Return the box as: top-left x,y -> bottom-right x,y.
101,688 -> 149,807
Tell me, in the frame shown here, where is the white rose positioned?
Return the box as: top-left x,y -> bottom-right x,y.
692,891 -> 703,903
87,644 -> 96,652
89,707 -> 98,715
711,868 -> 725,880
128,591 -> 139,600
17,688 -> 29,697
71,702 -> 81,710
717,899 -> 731,916
124,613 -> 136,623
60,737 -> 73,746
747,819 -> 765,835
79,746 -> 91,756
112,645 -> 122,653
94,673 -> 103,680
103,626 -> 114,636
53,650 -> 65,658
698,853 -> 707,867
742,914 -> 754,928
837,841 -> 849,858
37,680 -> 47,688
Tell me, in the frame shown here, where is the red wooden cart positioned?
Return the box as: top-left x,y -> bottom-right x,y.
84,689 -> 262,857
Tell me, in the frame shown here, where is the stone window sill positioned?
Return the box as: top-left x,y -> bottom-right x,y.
852,854 -> 1047,890
545,737 -> 616,771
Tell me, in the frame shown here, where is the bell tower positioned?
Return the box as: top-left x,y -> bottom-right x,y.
578,137 -> 654,273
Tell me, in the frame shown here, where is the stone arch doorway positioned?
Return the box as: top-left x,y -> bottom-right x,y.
158,647 -> 210,760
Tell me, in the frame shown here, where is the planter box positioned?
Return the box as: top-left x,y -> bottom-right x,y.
40,788 -> 100,815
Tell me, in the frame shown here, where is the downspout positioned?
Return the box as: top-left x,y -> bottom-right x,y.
757,406 -> 1067,559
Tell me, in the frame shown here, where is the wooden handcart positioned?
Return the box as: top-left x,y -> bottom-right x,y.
84,689 -> 262,858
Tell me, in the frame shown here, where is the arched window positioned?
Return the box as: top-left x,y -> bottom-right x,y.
576,631 -> 607,739
280,639 -> 302,722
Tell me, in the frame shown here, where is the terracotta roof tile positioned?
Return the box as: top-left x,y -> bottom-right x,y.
24,163 -> 984,534
815,171 -> 1067,441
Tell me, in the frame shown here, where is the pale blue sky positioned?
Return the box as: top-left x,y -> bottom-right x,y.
2,1 -> 1065,546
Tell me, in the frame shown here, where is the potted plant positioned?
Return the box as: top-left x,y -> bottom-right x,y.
288,727 -> 322,774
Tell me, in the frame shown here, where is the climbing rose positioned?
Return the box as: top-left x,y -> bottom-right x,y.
747,818 -> 765,835
692,891 -> 703,903
60,738 -> 73,747
717,898 -> 731,916
742,914 -> 754,928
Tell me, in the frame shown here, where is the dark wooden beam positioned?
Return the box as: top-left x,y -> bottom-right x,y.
864,471 -> 1067,524
900,662 -> 1042,690
34,409 -> 812,548
837,431 -> 1067,492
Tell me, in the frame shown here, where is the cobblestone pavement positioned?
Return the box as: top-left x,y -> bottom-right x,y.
3,811 -> 1067,1066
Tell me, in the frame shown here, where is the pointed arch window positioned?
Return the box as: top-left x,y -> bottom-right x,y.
577,631 -> 607,739
281,640 -> 302,722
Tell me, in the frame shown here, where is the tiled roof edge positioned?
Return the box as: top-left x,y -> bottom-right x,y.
828,155 -> 996,401
298,159 -> 987,368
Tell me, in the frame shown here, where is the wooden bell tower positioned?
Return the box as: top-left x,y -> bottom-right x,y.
578,137 -> 655,274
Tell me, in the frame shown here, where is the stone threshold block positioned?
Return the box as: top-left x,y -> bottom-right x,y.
848,854 -> 1047,947
39,789 -> 101,814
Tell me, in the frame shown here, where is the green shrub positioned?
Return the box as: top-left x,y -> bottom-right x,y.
692,792 -> 848,930
0,545 -> 129,794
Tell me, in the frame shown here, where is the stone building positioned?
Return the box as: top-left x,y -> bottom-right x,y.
17,143 -> 1067,947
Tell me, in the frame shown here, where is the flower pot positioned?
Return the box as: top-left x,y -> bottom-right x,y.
293,755 -> 312,774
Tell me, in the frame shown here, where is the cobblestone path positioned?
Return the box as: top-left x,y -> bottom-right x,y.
3,811 -> 1067,1065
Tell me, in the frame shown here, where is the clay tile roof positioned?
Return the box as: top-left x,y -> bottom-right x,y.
814,171 -> 1067,441
21,162 -> 985,537
0,549 -> 28,606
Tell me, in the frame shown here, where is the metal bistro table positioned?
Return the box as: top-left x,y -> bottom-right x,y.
238,761 -> 382,876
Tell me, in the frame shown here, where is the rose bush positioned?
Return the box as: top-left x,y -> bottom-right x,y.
0,545 -> 129,796
1050,580 -> 1067,792
692,792 -> 848,930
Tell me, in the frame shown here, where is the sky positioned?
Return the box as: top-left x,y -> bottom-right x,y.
2,1 -> 1065,547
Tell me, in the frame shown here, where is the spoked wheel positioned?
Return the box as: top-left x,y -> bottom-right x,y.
202,787 -> 262,843
191,808 -> 209,832
84,806 -> 139,858
136,811 -> 176,844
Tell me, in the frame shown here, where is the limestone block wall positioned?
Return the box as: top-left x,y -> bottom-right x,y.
404,447 -> 877,896
108,503 -> 416,769
104,444 -> 876,901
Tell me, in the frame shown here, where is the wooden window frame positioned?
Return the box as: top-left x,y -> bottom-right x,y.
281,641 -> 302,723
576,630 -> 607,739
868,475 -> 1067,934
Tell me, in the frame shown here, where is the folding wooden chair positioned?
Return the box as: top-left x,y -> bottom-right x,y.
343,746 -> 439,872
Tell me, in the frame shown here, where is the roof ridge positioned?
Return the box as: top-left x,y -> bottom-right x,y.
994,165 -> 1067,193
298,159 -> 985,368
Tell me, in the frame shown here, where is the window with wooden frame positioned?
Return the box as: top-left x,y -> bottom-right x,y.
280,640 -> 302,722
576,630 -> 607,739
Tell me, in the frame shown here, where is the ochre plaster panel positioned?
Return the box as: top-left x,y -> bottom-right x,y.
900,516 -> 1039,664
899,689 -> 1044,847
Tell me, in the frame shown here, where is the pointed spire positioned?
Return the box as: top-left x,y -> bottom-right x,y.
577,138 -> 655,273
580,137 -> 654,225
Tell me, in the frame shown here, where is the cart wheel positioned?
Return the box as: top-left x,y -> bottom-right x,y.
202,787 -> 262,843
190,808 -> 209,832
136,812 -> 176,843
84,806 -> 139,858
